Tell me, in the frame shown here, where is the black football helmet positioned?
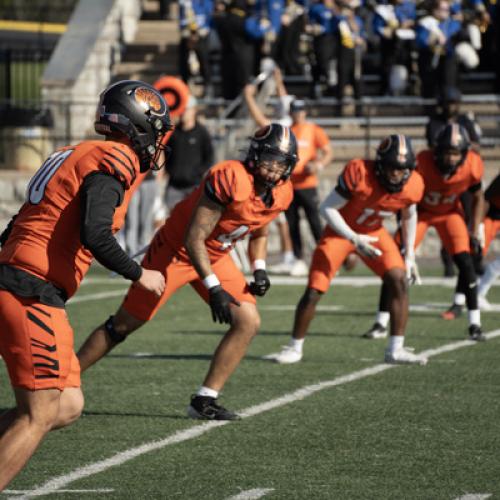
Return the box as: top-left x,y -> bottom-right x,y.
95,80 -> 172,172
434,123 -> 470,176
375,134 -> 416,193
245,123 -> 298,188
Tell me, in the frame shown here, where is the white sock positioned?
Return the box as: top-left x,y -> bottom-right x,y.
388,335 -> 404,353
197,386 -> 219,398
468,309 -> 481,327
289,338 -> 304,352
376,311 -> 390,328
454,293 -> 466,306
282,251 -> 295,265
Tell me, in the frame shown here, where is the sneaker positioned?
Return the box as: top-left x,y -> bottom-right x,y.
263,345 -> 303,364
384,347 -> 428,366
268,260 -> 294,275
362,322 -> 388,339
290,259 -> 309,277
478,295 -> 492,311
187,395 -> 241,421
468,324 -> 486,342
441,303 -> 463,320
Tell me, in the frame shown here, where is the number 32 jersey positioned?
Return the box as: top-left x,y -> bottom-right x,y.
416,149 -> 484,215
160,160 -> 293,261
335,159 -> 424,233
0,140 -> 140,298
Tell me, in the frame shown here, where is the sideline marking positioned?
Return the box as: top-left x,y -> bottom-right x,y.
453,495 -> 492,500
13,329 -> 500,499
226,489 -> 274,500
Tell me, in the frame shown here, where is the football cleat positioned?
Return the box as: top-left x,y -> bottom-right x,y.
384,347 -> 428,366
263,345 -> 303,364
362,322 -> 388,339
289,259 -> 309,277
468,324 -> 486,342
441,303 -> 463,320
187,395 -> 241,421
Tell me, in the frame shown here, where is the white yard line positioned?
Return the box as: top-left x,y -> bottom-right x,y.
12,329 -> 500,499
226,489 -> 274,500
453,495 -> 492,500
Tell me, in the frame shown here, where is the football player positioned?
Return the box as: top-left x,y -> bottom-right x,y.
0,80 -> 171,490
265,134 -> 428,366
477,172 -> 500,310
365,124 -> 486,341
77,123 -> 298,420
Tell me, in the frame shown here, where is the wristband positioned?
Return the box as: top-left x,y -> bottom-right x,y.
252,259 -> 266,271
203,273 -> 220,289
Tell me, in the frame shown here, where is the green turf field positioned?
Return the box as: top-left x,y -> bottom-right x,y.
1,266 -> 499,499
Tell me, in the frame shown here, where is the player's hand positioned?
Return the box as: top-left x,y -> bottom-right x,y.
208,285 -> 241,324
136,268 -> 165,297
249,269 -> 271,296
405,255 -> 422,285
352,234 -> 382,258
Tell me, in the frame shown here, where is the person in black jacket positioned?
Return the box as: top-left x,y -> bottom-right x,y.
164,96 -> 215,211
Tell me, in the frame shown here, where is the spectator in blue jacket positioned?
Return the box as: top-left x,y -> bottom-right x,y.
179,0 -> 214,96
416,0 -> 463,98
373,0 -> 416,95
307,0 -> 338,98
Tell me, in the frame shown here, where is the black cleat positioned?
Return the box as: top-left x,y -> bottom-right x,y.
187,395 -> 241,421
362,322 -> 388,339
441,303 -> 463,320
469,324 -> 486,342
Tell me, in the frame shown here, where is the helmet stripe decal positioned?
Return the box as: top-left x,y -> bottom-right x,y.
451,123 -> 459,147
278,125 -> 290,152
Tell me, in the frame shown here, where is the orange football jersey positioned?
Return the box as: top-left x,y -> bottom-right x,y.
290,122 -> 330,189
335,159 -> 424,233
417,149 -> 484,215
160,160 -> 293,261
0,140 -> 140,298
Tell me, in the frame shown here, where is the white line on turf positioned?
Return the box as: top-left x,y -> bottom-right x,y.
12,329 -> 500,499
226,488 -> 274,500
453,494 -> 492,500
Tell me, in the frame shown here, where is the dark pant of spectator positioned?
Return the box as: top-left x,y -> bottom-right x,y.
418,50 -> 458,99
179,34 -> 212,88
379,37 -> 414,95
285,187 -> 323,260
337,46 -> 363,115
276,15 -> 305,75
311,33 -> 337,95
214,12 -> 257,100
158,0 -> 171,19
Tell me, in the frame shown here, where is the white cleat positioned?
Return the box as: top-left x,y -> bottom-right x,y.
478,295 -> 492,311
263,345 -> 303,364
289,259 -> 309,277
384,347 -> 427,366
362,322 -> 388,339
268,261 -> 295,275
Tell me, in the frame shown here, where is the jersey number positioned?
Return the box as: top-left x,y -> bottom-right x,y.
355,208 -> 393,227
423,191 -> 457,206
26,149 -> 74,204
217,225 -> 250,250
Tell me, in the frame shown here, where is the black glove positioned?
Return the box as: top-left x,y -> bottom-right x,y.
469,236 -> 485,275
249,269 -> 271,296
208,285 -> 240,324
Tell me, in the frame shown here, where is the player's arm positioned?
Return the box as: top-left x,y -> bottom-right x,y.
184,192 -> 241,324
80,173 -> 165,296
243,83 -> 271,128
469,181 -> 485,248
247,225 -> 271,296
400,204 -> 421,285
319,187 -> 382,258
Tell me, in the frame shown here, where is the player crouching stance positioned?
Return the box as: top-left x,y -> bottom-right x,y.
77,123 -> 298,420
266,135 -> 428,365
0,80 -> 171,490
